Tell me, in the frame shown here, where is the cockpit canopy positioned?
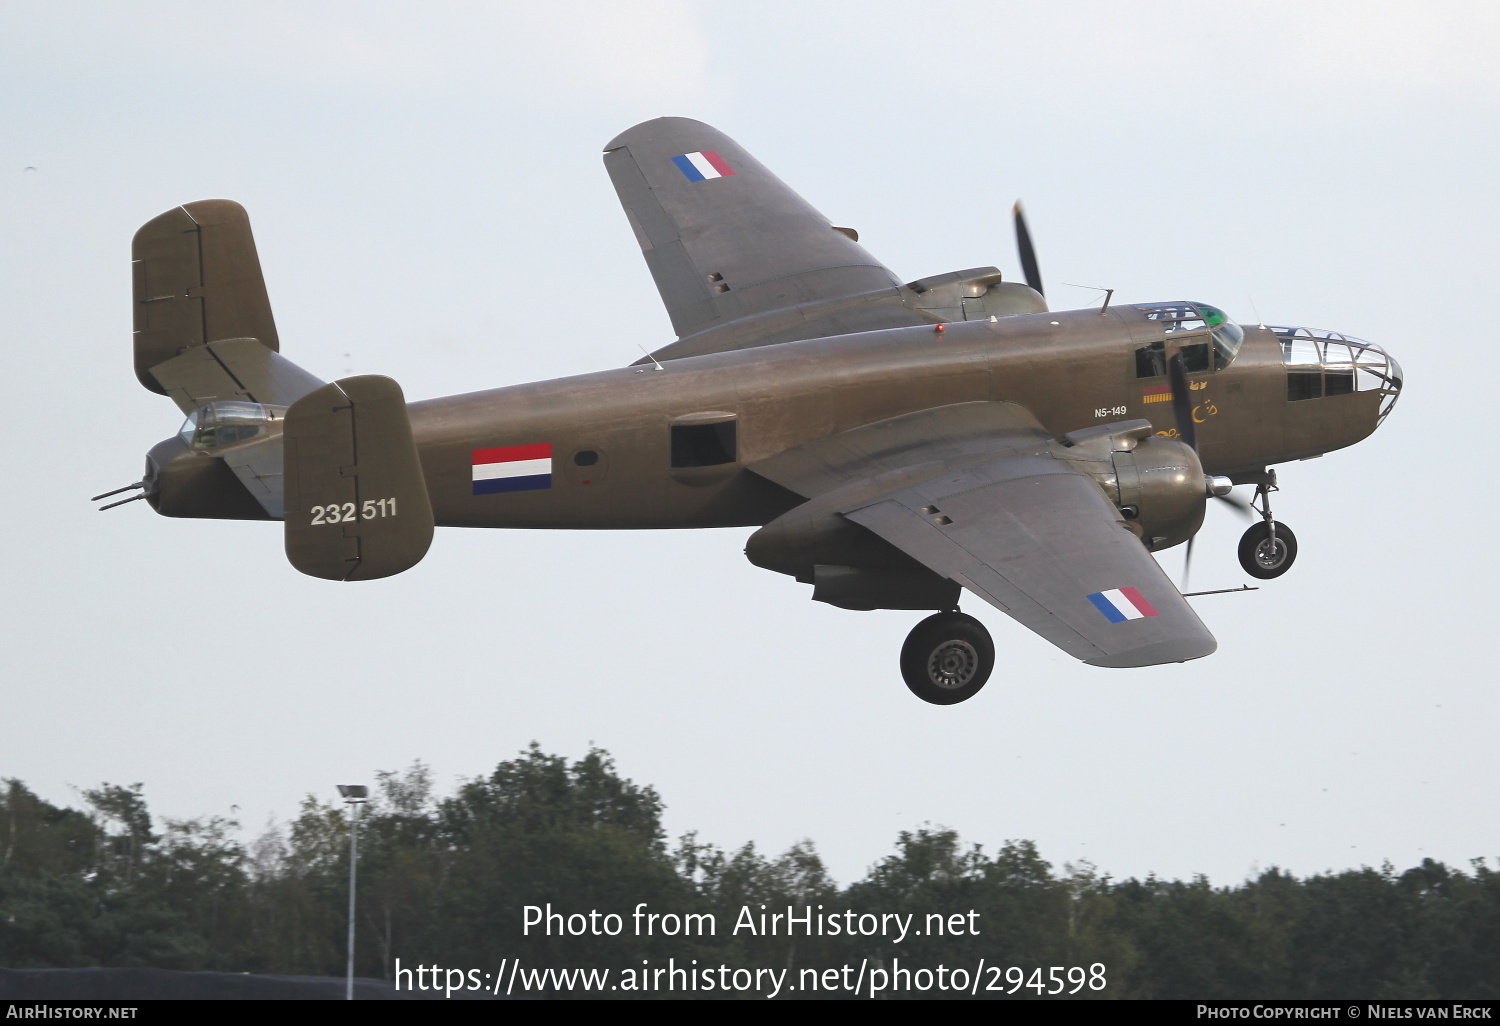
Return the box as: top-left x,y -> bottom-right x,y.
179,401 -> 285,451
1134,301 -> 1245,371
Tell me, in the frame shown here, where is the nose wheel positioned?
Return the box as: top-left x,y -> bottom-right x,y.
1238,520 -> 1297,578
1236,474 -> 1298,579
900,611 -> 994,705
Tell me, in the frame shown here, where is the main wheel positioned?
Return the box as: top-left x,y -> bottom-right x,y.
1238,520 -> 1298,579
900,612 -> 995,705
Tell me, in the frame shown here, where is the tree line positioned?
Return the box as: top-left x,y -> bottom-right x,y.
1,746 -> 1496,998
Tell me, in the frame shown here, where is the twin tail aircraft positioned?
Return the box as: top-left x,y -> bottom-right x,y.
99,118 -> 1403,704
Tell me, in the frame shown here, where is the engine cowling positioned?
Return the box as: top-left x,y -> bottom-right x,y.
1054,421 -> 1211,551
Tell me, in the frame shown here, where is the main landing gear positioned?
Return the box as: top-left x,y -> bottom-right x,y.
1237,472 -> 1298,580
900,611 -> 995,705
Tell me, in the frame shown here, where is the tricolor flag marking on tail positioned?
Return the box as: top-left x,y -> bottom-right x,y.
671,151 -> 736,182
472,444 -> 552,495
1087,587 -> 1160,623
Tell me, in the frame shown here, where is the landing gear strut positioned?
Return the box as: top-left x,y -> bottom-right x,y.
900,611 -> 994,705
1237,472 -> 1297,579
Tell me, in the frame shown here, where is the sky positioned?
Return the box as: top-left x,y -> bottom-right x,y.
1,1 -> 1496,890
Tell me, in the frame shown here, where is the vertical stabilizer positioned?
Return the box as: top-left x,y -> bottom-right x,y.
133,199 -> 280,394
283,376 -> 434,581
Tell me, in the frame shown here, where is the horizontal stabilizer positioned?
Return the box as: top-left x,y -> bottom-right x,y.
150,337 -> 325,414
283,376 -> 434,582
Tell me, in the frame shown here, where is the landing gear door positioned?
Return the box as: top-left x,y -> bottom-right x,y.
283,375 -> 434,582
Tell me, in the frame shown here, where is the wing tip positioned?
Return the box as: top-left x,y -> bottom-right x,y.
1083,635 -> 1218,668
603,116 -> 717,152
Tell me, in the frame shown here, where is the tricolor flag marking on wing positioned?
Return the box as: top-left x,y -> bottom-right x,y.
1086,587 -> 1160,624
671,150 -> 736,182
472,444 -> 552,495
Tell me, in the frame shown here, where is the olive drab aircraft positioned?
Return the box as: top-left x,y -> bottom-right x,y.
99,117 -> 1403,704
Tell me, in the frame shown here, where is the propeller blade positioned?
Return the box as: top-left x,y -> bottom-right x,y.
1213,491 -> 1255,520
1183,534 -> 1195,591
1013,201 -> 1043,297
1167,351 -> 1197,451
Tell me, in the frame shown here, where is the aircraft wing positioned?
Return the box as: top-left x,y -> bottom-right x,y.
749,403 -> 1217,667
604,118 -> 931,361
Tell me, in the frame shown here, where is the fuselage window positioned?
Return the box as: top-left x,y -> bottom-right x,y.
573,450 -> 599,467
1277,330 -> 1382,401
1282,335 -> 1322,400
1135,341 -> 1166,377
1268,326 -> 1401,415
1287,370 -> 1323,401
1323,343 -> 1355,395
671,422 -> 737,468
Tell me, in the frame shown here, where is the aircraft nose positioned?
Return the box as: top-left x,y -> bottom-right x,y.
1368,344 -> 1402,422
1271,326 -> 1402,423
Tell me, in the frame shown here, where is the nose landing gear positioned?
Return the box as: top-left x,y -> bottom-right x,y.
1237,472 -> 1297,579
900,611 -> 995,705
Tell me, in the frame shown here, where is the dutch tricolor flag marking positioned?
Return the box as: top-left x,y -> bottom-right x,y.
671,150 -> 736,182
1086,587 -> 1160,623
472,444 -> 552,495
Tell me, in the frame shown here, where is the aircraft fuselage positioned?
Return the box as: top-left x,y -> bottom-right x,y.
407,305 -> 1383,534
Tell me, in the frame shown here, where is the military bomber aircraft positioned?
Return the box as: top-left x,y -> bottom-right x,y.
100,118 -> 1403,704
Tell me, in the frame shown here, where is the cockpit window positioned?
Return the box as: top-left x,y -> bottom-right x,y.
179,401 -> 285,450
1138,302 -> 1205,333
1134,301 -> 1245,371
1180,342 -> 1211,373
1135,340 -> 1166,378
1209,320 -> 1244,370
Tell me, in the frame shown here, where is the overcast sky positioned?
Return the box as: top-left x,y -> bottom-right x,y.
2,1 -> 1495,889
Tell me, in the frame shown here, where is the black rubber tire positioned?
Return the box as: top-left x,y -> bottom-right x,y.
899,612 -> 995,705
1238,520 -> 1298,579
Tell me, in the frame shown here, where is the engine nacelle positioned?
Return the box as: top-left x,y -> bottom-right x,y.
1055,421 -> 1210,551
747,418 -> 1220,613
745,503 -> 960,610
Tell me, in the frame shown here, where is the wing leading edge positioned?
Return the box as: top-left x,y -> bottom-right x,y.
750,403 -> 1217,667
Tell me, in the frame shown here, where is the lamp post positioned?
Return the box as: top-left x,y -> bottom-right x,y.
337,784 -> 369,1001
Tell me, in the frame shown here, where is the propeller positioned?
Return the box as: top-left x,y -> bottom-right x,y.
1167,351 -> 1197,452
1169,351 -> 1253,590
1008,208 -> 1242,589
1013,201 -> 1043,297
1214,490 -> 1254,519
1165,352 -> 1253,520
